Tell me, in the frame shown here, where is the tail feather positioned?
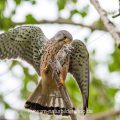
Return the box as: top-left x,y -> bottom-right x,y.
25,81 -> 74,115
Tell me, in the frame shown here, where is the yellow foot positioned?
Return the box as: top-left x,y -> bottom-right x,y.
57,79 -> 64,88
43,66 -> 48,71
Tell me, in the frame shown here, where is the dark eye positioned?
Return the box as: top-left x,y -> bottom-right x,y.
58,38 -> 63,42
58,36 -> 67,42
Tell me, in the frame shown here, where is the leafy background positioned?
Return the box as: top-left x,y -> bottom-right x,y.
0,0 -> 120,120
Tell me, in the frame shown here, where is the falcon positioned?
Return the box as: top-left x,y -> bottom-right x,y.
0,26 -> 89,115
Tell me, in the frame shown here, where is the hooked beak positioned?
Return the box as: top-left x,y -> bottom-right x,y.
64,38 -> 72,44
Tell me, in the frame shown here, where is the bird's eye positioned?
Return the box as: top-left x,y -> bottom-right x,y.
58,38 -> 63,42
58,36 -> 67,42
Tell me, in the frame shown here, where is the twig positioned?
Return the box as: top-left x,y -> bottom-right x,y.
112,13 -> 120,18
0,117 -> 6,120
8,19 -> 107,31
112,0 -> 120,18
86,109 -> 120,120
90,0 -> 120,48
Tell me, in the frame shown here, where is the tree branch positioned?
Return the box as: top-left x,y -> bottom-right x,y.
90,0 -> 120,48
86,109 -> 120,120
11,19 -> 106,31
112,0 -> 120,18
0,117 -> 6,120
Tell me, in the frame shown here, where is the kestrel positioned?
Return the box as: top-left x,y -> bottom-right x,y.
0,26 -> 89,115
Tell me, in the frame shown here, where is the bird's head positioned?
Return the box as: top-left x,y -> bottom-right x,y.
51,30 -> 73,46
54,30 -> 73,43
45,30 -> 73,54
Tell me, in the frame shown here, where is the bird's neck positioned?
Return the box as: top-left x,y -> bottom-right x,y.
40,41 -> 63,76
45,42 -> 62,59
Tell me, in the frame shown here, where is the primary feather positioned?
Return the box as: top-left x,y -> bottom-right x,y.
69,39 -> 89,114
0,26 -> 47,74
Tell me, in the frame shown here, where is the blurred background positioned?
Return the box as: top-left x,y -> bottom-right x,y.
0,0 -> 120,120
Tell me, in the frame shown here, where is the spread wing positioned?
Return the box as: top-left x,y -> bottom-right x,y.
69,39 -> 89,114
0,26 -> 47,74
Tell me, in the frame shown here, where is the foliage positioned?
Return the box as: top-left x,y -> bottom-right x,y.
109,46 -> 120,72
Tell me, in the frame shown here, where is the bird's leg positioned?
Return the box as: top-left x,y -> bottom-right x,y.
42,65 -> 48,72
57,60 -> 69,88
42,60 -> 53,72
44,65 -> 48,70
49,59 -> 63,87
57,74 -> 64,88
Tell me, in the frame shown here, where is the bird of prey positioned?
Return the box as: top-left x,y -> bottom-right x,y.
0,26 -> 89,115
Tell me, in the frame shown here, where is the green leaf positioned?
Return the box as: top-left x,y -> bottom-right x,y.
0,0 -> 6,11
93,19 -> 105,30
89,78 -> 118,113
80,5 -> 89,18
70,9 -> 79,17
25,14 -> 37,24
80,11 -> 87,17
15,0 -> 22,5
65,74 -> 82,107
9,60 -> 19,70
21,67 -> 31,99
72,0 -> 77,3
25,0 -> 36,4
70,6 -> 89,18
31,0 -> 36,5
109,47 -> 120,72
4,102 -> 11,109
57,0 -> 67,10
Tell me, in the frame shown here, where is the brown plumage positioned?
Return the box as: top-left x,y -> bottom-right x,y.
0,26 -> 89,115
25,30 -> 73,115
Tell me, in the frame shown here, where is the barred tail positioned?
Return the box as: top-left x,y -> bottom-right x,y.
25,81 -> 74,115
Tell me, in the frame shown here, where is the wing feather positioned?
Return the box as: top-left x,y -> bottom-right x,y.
69,39 -> 89,114
0,26 -> 47,74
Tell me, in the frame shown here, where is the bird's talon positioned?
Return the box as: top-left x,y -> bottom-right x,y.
57,79 -> 64,87
43,66 -> 48,71
64,45 -> 74,54
68,45 -> 74,50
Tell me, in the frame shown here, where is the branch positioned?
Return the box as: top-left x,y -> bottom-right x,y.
86,110 -> 120,120
90,0 -> 120,48
0,117 -> 6,120
11,19 -> 106,31
112,0 -> 120,18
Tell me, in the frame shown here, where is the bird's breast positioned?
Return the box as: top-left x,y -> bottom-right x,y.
40,42 -> 64,91
41,67 -> 57,91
